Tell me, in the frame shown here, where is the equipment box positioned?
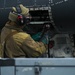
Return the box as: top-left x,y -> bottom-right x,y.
0,58 -> 75,75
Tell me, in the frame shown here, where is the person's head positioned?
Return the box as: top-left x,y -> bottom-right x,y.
8,4 -> 31,27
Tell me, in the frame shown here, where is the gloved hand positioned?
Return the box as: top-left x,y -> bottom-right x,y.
32,31 -> 49,44
40,31 -> 50,44
31,32 -> 41,41
40,35 -> 48,44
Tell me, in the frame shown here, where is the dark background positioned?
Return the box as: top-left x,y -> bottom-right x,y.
0,0 -> 75,34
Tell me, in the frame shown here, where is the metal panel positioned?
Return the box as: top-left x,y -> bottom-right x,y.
14,58 -> 75,75
51,0 -> 63,4
0,9 -> 10,29
0,58 -> 75,75
0,0 -> 4,8
16,67 -> 34,75
5,0 -> 17,7
15,66 -> 75,75
0,59 -> 15,66
41,67 -> 75,75
17,0 -> 35,6
51,0 -> 75,33
15,58 -> 75,66
36,0 -> 49,6
1,67 -> 15,75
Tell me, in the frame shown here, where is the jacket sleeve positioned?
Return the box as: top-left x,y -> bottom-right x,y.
22,34 -> 47,57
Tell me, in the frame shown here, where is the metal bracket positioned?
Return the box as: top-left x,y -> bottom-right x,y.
34,62 -> 42,75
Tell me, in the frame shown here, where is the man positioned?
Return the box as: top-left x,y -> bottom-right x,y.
1,4 -> 47,58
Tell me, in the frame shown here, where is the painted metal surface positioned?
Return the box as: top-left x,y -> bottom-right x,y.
0,0 -> 75,33
0,58 -> 75,75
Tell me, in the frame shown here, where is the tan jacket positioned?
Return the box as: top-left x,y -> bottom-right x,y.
1,22 -> 46,58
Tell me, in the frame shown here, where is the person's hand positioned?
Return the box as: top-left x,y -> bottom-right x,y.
40,31 -> 50,44
41,36 -> 48,44
31,31 -> 50,45
31,32 -> 41,41
32,32 -> 48,44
